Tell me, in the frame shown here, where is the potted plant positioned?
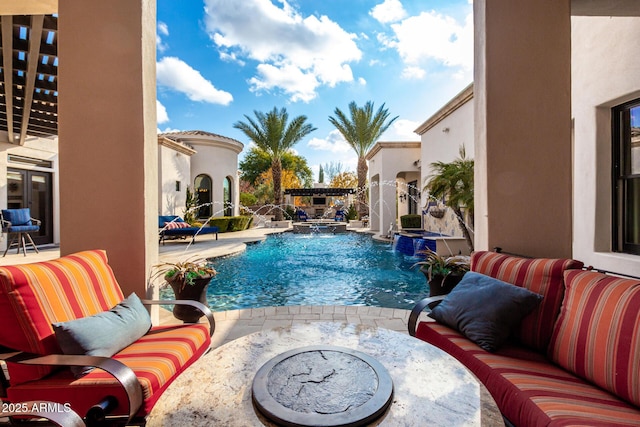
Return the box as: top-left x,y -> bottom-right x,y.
151,257 -> 216,323
412,249 -> 469,296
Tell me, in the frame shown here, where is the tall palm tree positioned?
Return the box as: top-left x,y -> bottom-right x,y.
234,107 -> 316,221
424,146 -> 474,251
329,101 -> 398,218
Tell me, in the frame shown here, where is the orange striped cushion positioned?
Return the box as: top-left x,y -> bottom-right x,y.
417,321 -> 640,426
471,251 -> 583,351
0,250 -> 124,384
549,270 -> 640,407
7,324 -> 211,417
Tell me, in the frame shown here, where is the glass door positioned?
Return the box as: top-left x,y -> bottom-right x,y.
7,169 -> 53,245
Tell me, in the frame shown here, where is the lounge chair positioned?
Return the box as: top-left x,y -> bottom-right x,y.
158,215 -> 219,245
0,250 -> 214,426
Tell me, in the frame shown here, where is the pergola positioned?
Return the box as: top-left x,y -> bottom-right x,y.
0,14 -> 58,144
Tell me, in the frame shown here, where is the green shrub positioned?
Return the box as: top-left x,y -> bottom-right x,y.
208,217 -> 230,232
208,216 -> 254,232
346,204 -> 358,221
228,216 -> 251,231
400,214 -> 422,229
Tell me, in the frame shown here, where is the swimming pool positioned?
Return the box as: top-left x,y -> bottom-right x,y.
192,232 -> 427,311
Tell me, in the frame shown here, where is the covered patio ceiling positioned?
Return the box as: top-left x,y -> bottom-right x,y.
0,13 -> 57,144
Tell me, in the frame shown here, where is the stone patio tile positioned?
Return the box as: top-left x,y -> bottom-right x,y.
275,306 -> 289,315
375,318 -> 407,332
262,319 -> 293,329
332,306 -> 346,314
238,309 -> 253,319
287,306 -> 301,314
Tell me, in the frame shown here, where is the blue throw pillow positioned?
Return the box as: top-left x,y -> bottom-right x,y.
52,293 -> 151,377
429,272 -> 543,352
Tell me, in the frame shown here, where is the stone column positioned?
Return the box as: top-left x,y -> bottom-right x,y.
474,0 -> 572,258
58,0 -> 158,298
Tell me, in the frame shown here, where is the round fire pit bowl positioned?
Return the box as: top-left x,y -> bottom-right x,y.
252,345 -> 394,427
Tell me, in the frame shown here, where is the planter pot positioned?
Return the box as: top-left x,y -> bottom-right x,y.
167,275 -> 212,323
422,271 -> 465,297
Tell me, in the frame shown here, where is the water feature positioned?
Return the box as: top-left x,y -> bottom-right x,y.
161,232 -> 428,311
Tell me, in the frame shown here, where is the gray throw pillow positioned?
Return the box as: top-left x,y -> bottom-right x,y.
429,272 -> 543,352
52,293 -> 151,377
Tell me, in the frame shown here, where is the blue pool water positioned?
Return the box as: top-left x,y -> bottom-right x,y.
193,233 -> 427,311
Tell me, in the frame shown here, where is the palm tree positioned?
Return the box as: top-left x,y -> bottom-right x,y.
329,101 -> 398,218
424,146 -> 474,251
234,107 -> 316,221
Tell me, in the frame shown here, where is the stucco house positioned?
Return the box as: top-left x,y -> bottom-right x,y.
158,131 -> 243,219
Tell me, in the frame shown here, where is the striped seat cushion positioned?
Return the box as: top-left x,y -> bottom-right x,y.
416,322 -> 640,426
549,270 -> 640,407
7,324 -> 211,417
471,251 -> 583,351
0,250 -> 124,384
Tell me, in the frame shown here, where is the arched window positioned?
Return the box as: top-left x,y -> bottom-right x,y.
223,176 -> 232,216
194,174 -> 212,218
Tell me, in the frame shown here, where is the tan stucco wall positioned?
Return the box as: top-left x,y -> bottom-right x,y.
572,15 -> 640,274
367,142 -> 421,233
418,88 -> 474,238
158,143 -> 192,216
189,141 -> 241,217
58,0 -> 158,299
474,0 -> 572,258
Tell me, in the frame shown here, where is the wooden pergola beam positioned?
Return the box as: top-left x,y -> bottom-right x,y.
1,15 -> 13,142
19,14 -> 43,145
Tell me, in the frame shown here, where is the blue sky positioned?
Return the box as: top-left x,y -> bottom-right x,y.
156,0 -> 473,180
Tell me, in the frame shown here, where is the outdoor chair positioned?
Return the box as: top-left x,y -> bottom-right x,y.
158,215 -> 219,245
0,250 -> 214,426
1,208 -> 41,257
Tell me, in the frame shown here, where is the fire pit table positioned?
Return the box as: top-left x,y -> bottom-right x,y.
147,322 -> 502,426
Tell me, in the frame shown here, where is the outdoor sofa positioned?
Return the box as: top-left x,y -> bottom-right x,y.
0,250 -> 214,426
158,215 -> 219,244
409,250 -> 640,426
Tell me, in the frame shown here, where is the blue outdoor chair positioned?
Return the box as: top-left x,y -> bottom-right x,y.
1,208 -> 41,256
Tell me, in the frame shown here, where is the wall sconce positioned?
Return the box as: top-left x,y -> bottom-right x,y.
399,192 -> 408,202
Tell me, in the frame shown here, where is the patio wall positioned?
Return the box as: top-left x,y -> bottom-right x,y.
572,14 -> 640,275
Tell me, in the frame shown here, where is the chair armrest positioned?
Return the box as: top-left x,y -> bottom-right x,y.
1,351 -> 142,424
30,218 -> 41,226
1,400 -> 85,427
142,299 -> 215,338
407,295 -> 446,337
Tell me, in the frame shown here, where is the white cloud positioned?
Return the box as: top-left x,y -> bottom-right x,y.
157,22 -> 169,52
307,130 -> 352,154
391,119 -> 421,139
358,77 -> 367,85
370,0 -> 407,24
401,66 -> 425,79
158,22 -> 169,36
380,11 -> 473,71
156,100 -> 169,124
203,0 -> 362,102
157,126 -> 183,134
156,56 -> 233,105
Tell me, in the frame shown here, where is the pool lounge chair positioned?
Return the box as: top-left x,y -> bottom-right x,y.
158,215 -> 219,245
